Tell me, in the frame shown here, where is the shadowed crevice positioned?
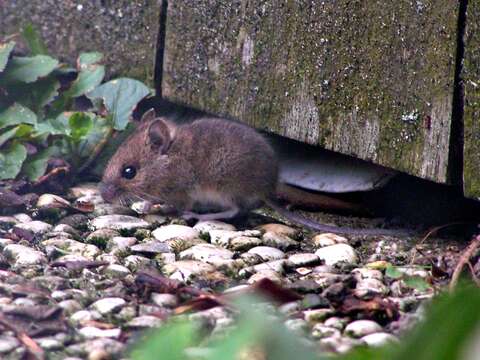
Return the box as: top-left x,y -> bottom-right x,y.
154,0 -> 168,97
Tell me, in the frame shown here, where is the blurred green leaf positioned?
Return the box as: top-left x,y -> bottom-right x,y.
68,112 -> 94,141
0,103 -> 37,129
87,78 -> 151,130
404,276 -> 431,292
0,142 -> 27,179
78,52 -> 103,68
385,265 -> 403,279
8,76 -> 60,113
22,147 -> 55,181
21,24 -> 48,55
64,65 -> 105,98
0,41 -> 16,72
35,113 -> 69,136
0,55 -> 58,84
130,321 -> 197,360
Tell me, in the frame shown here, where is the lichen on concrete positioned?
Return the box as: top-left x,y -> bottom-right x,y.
463,0 -> 480,199
0,0 -> 160,86
162,0 -> 458,183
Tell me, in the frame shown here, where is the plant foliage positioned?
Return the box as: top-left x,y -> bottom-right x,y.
0,30 -> 152,181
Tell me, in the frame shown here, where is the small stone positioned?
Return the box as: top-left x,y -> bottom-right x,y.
0,335 -> 20,353
126,315 -> 163,328
106,236 -> 137,252
311,324 -> 341,339
256,223 -> 301,239
3,244 -> 47,266
124,255 -> 155,271
103,264 -> 131,278
70,310 -> 102,324
304,308 -> 334,323
288,253 -> 320,267
67,338 -> 124,358
157,253 -> 176,264
229,236 -> 263,251
58,299 -> 83,315
312,233 -> 348,248
301,294 -> 330,309
248,270 -> 283,284
324,317 -> 349,330
13,213 -> 32,223
59,214 -> 90,231
284,318 -> 309,335
130,241 -> 171,254
354,278 -> 389,298
0,238 -> 14,250
152,224 -> 199,242
248,246 -> 285,261
320,336 -> 360,354
262,231 -> 298,250
143,214 -> 168,226
35,337 -> 64,350
193,220 -> 236,233
162,260 -> 216,280
210,229 -> 262,247
151,293 -> 178,308
90,297 -> 126,315
179,244 -> 234,266
42,238 -> 101,259
13,298 -> 36,306
361,332 -> 398,346
0,216 -> 18,229
252,259 -> 286,273
69,183 -> 100,198
14,220 -> 52,236
90,215 -> 149,231
315,244 -> 358,266
345,320 -> 383,338
79,327 -> 121,339
86,229 -> 120,245
351,268 -> 383,281
53,224 -> 79,237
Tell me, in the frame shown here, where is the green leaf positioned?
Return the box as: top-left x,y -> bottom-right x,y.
0,126 -> 21,147
1,55 -> 58,84
35,113 -> 70,136
404,276 -> 431,292
22,147 -> 55,181
64,66 -> 105,98
87,78 -> 151,130
0,41 -> 15,72
130,321 -> 197,360
8,76 -> 60,113
0,103 -> 37,129
68,112 -> 94,141
78,52 -> 103,68
0,142 -> 27,180
21,24 -> 48,55
385,265 -> 403,279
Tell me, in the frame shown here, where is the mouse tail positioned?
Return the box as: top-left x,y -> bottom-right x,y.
264,198 -> 415,237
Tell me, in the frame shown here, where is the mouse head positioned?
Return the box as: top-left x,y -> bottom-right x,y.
99,109 -> 176,205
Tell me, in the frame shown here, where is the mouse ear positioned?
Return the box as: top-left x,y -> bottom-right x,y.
140,108 -> 156,123
147,119 -> 171,154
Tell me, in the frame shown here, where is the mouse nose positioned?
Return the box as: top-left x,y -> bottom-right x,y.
99,182 -> 118,203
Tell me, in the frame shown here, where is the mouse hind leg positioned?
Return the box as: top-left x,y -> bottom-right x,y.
182,205 -> 240,221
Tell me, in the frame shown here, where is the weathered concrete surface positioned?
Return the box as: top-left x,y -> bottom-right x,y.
0,0 -> 160,85
162,1 -> 459,183
464,0 -> 480,199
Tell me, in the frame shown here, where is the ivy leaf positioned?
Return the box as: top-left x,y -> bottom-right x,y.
87,78 -> 151,130
1,55 -> 58,84
0,143 -> 27,180
78,52 -> 103,68
8,76 -> 60,113
68,112 -> 94,141
0,103 -> 37,130
64,66 -> 105,98
22,147 -> 55,181
21,24 -> 49,55
0,41 -> 16,72
0,126 -> 21,147
35,112 -> 70,136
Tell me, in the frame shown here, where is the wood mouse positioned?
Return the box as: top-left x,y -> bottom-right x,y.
99,109 -> 414,236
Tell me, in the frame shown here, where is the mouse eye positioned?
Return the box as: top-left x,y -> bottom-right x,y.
121,166 -> 137,180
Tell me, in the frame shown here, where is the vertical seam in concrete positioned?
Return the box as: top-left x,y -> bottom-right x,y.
448,0 -> 468,188
154,0 -> 168,97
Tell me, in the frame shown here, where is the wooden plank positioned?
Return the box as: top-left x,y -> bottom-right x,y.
463,0 -> 480,199
0,0 -> 160,85
162,0 -> 459,183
